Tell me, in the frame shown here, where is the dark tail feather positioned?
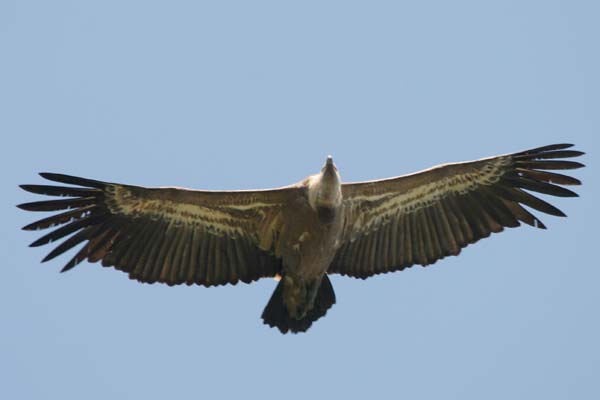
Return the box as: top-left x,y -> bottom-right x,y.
261,275 -> 336,334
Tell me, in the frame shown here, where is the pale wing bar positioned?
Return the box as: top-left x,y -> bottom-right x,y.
19,173 -> 287,286
330,144 -> 584,279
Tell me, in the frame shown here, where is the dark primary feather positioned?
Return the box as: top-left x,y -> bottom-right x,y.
17,197 -> 97,212
20,184 -> 101,198
330,144 -> 584,279
21,205 -> 98,231
18,173 -> 284,286
38,172 -> 108,188
514,143 -> 574,154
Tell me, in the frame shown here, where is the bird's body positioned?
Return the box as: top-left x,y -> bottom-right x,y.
275,198 -> 340,318
267,158 -> 344,323
19,144 -> 584,333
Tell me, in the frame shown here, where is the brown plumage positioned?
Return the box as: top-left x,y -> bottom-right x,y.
19,144 -> 584,333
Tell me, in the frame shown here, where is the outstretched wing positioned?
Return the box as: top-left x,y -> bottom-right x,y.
329,144 -> 584,279
19,173 -> 302,286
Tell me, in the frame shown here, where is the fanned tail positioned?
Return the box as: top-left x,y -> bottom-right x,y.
261,275 -> 336,334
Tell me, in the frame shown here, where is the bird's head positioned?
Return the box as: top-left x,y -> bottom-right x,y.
307,156 -> 342,219
322,155 -> 335,173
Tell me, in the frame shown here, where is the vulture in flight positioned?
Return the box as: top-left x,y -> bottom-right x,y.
19,143 -> 584,334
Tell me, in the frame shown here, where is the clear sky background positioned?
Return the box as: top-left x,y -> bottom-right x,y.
1,1 -> 598,399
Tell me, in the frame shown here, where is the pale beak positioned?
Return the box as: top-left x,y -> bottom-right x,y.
323,155 -> 335,173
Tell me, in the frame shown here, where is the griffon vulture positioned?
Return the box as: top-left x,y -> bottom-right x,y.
19,143 -> 584,333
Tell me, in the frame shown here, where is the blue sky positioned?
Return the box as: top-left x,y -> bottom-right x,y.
1,1 -> 598,399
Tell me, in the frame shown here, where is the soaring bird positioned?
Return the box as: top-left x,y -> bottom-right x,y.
19,144 -> 584,333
